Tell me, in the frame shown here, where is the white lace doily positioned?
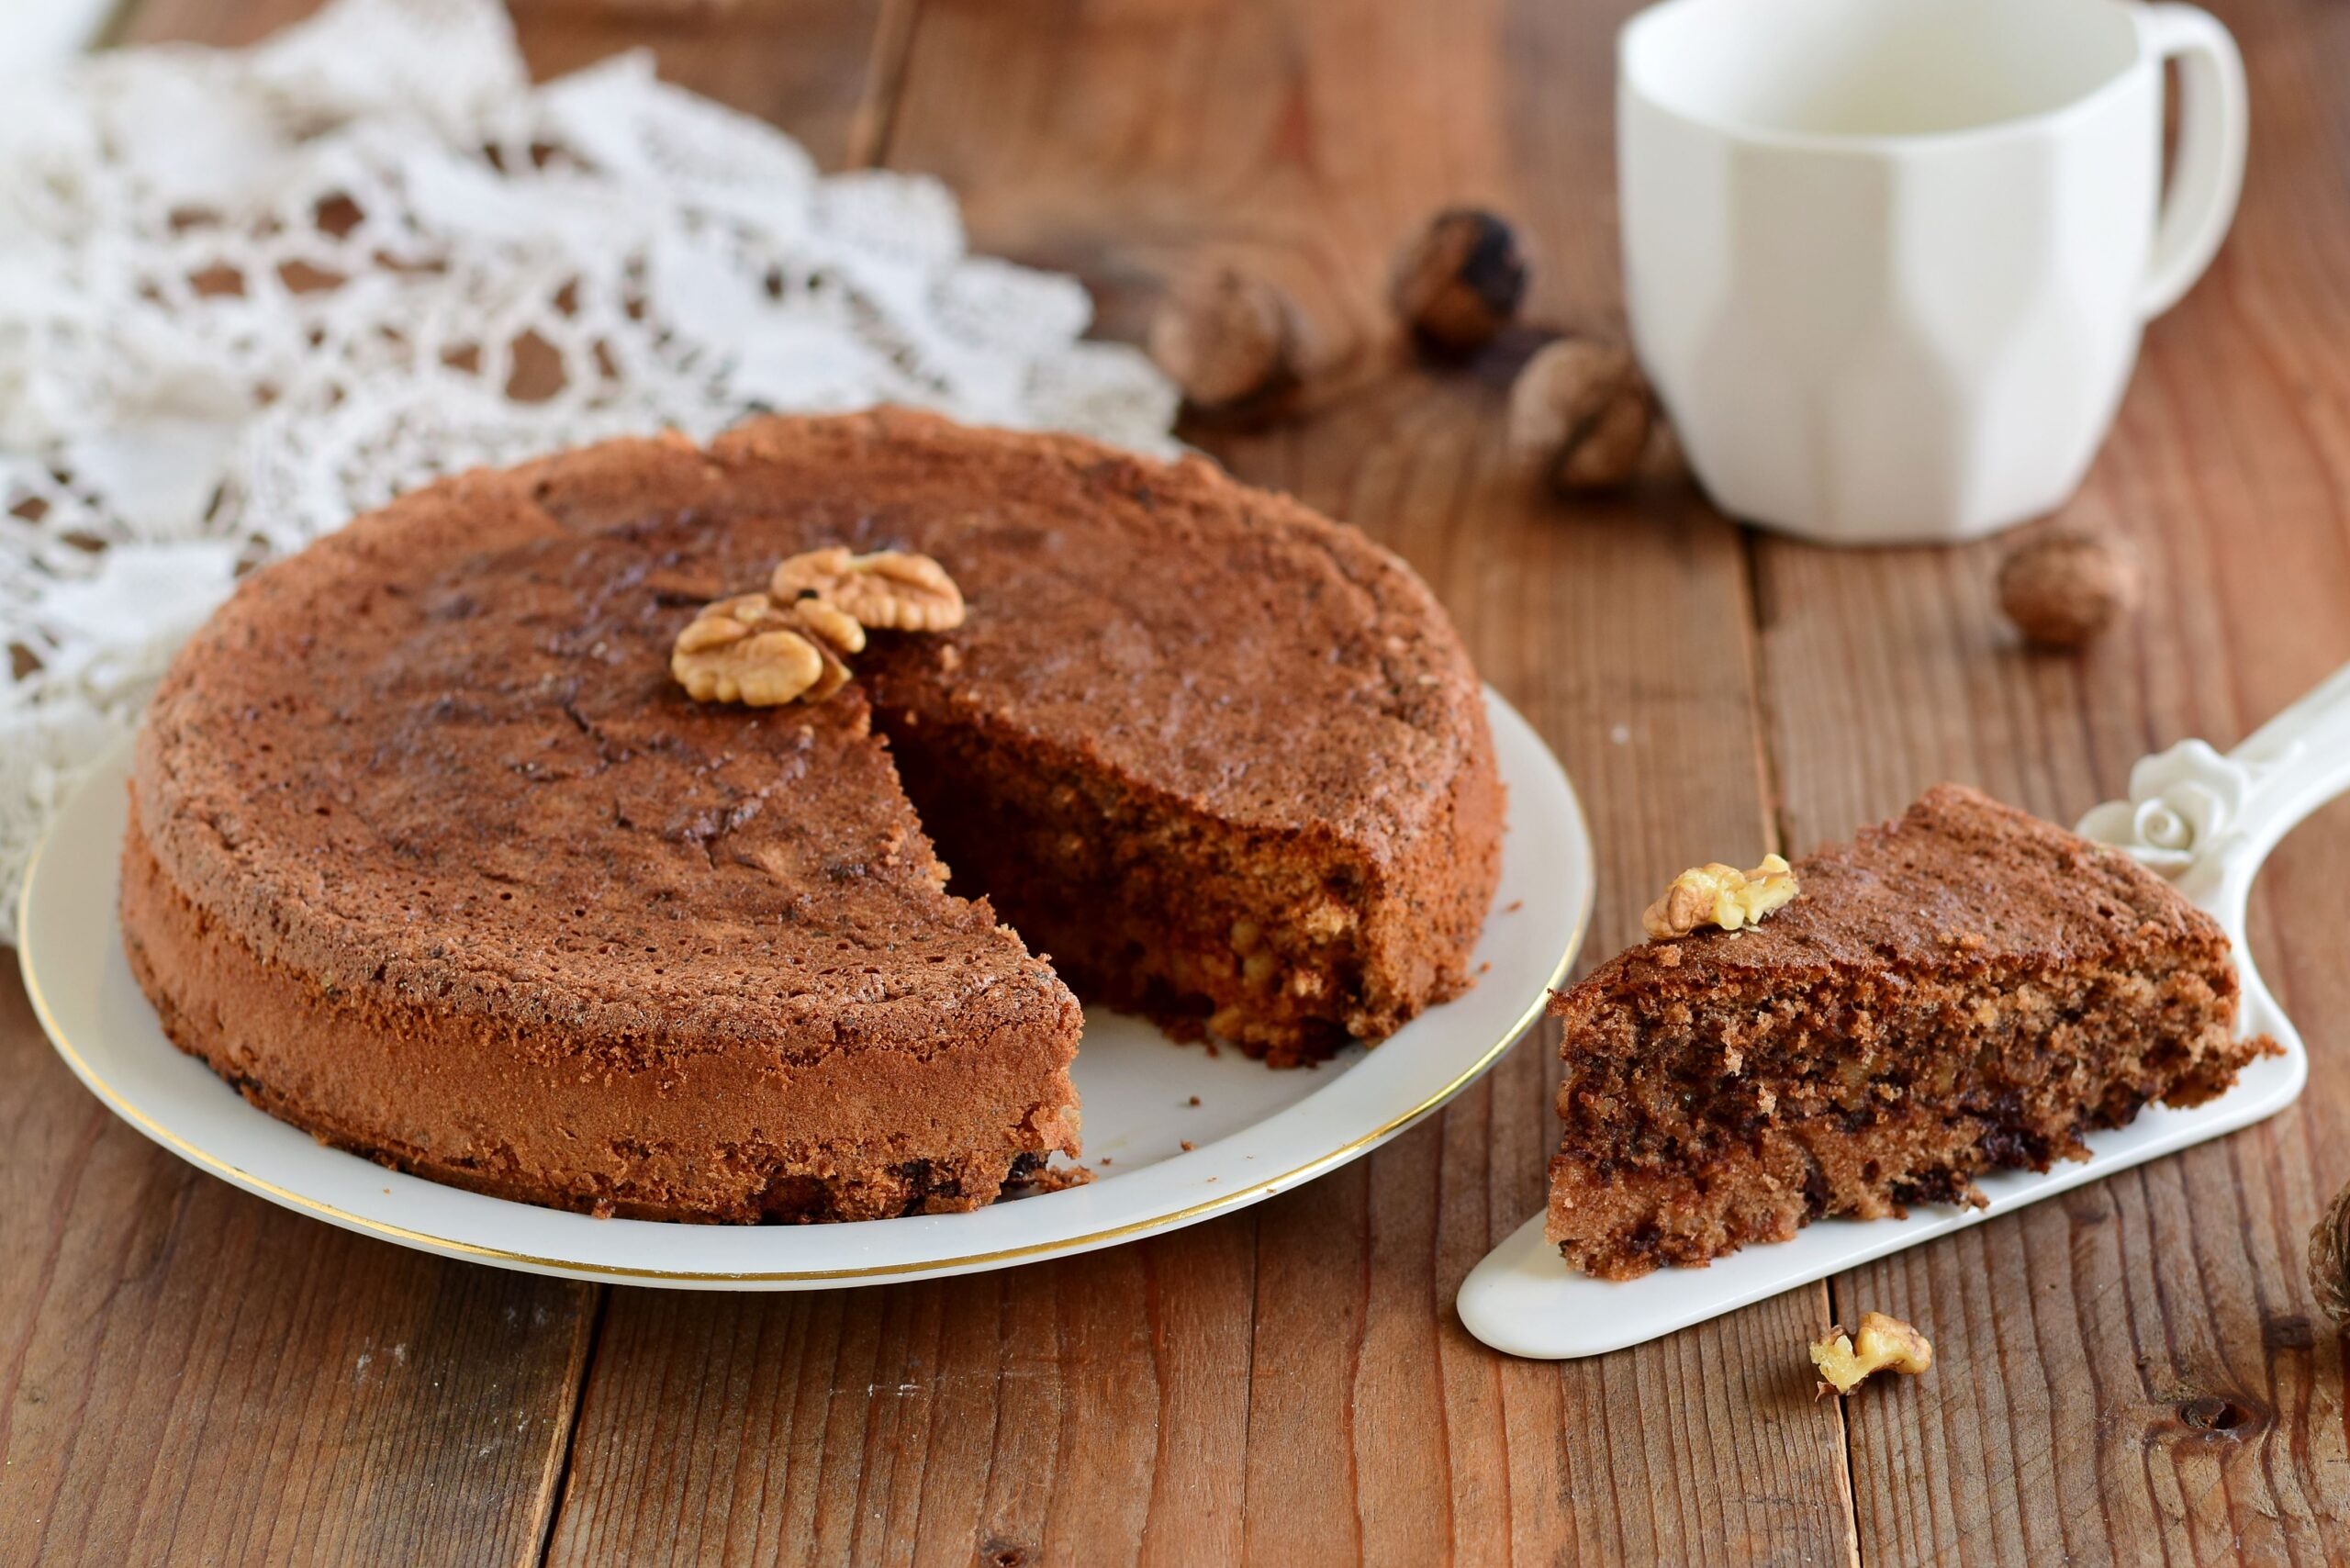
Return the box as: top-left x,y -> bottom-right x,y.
0,0 -> 1178,944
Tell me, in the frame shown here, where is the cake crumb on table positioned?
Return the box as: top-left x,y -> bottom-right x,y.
1187,1094 -> 1201,1106
1181,1139 -> 1196,1151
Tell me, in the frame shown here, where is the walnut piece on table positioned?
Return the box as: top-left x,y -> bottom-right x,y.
1811,1312 -> 1933,1396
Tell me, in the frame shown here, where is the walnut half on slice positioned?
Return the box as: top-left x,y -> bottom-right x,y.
671,592 -> 863,706
1642,854 -> 1798,940
771,546 -> 966,632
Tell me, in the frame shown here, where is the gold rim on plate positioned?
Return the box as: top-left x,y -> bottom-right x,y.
17,762 -> 1588,1284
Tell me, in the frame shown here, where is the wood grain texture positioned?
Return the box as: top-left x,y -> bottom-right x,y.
544,1231 -> 1259,1566
540,1 -> 1852,1562
1749,0 -> 2350,1560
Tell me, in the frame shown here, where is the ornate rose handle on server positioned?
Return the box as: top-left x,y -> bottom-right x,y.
2078,661 -> 2350,935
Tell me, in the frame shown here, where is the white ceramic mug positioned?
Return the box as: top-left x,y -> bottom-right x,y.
1617,0 -> 2246,544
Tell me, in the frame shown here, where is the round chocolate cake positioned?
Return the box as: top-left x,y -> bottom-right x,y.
121,410 -> 1503,1222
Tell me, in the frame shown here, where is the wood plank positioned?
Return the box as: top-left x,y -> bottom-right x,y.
0,969 -> 599,1566
541,1 -> 1854,1562
543,1232 -> 1256,1566
1749,0 -> 2350,1560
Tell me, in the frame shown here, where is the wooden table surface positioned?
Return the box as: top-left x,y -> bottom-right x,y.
7,0 -> 2349,1562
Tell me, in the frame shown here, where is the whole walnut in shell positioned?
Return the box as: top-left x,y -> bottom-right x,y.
1147,267 -> 1300,418
1998,531 -> 2140,648
1507,337 -> 1659,492
2311,1178 -> 2350,1327
1390,208 -> 1528,356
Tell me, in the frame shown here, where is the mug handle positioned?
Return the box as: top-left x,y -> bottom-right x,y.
2136,3 -> 2248,318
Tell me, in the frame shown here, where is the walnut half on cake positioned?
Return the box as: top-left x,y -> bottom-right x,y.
1545,785 -> 2277,1280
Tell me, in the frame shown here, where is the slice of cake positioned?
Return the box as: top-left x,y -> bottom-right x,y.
1546,784 -> 2275,1279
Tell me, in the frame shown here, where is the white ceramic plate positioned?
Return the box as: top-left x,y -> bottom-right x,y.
20,689 -> 1590,1289
1458,663 -> 2350,1361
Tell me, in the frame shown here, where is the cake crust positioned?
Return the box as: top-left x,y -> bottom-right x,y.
123,409 -> 1500,1219
1545,784 -> 2275,1278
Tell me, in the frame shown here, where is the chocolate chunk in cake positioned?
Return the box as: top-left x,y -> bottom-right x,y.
1546,784 -> 2277,1280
